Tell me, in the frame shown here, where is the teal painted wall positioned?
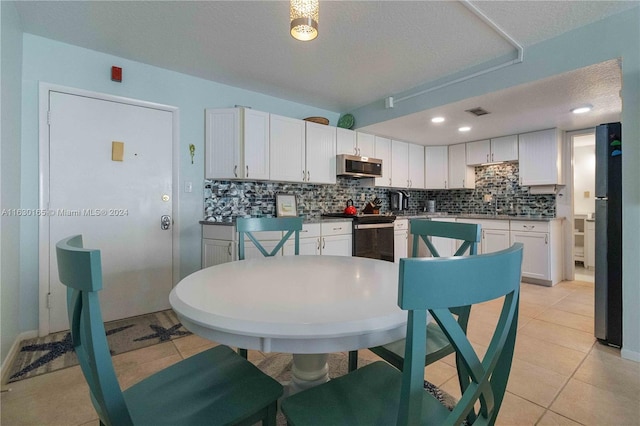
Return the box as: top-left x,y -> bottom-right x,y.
1,1 -> 24,365
18,34 -> 339,333
352,7 -> 640,358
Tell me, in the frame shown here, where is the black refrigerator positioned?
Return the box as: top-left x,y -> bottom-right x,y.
594,122 -> 623,347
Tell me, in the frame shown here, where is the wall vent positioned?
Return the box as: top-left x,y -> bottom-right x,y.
465,107 -> 490,116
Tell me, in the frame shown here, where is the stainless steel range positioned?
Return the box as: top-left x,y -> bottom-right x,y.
322,213 -> 396,262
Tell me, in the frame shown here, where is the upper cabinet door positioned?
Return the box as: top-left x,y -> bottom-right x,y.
448,143 -> 475,189
425,146 -> 448,189
269,114 -> 306,182
243,109 -> 270,180
408,143 -> 425,189
305,121 -> 336,184
519,128 -> 563,186
490,134 -> 518,163
374,136 -> 392,187
356,132 -> 375,158
466,139 -> 490,165
205,108 -> 241,179
391,140 -> 409,188
336,127 -> 357,156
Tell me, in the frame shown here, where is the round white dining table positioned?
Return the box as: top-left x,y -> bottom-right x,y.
169,255 -> 406,393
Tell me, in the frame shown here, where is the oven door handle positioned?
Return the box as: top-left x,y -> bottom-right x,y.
354,223 -> 395,230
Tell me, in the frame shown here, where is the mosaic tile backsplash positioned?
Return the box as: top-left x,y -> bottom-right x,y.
203,163 -> 556,222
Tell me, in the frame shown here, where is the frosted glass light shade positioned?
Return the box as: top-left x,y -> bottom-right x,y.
290,0 -> 318,41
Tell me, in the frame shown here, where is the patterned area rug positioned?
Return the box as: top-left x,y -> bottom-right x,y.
256,352 -> 458,425
7,310 -> 190,383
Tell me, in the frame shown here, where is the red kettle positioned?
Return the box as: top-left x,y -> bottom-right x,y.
344,199 -> 357,215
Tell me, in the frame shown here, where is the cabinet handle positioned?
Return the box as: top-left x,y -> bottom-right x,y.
307,171 -> 310,182
545,234 -> 548,244
234,165 -> 238,178
246,165 -> 249,177
407,179 -> 410,188
482,230 -> 485,240
302,170 -> 305,180
487,154 -> 489,162
322,238 -> 325,250
227,242 -> 232,256
317,238 -> 321,251
491,153 -> 494,162
333,227 -> 342,231
445,180 -> 447,189
389,178 -> 392,185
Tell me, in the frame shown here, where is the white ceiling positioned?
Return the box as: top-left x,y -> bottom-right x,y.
14,1 -> 633,145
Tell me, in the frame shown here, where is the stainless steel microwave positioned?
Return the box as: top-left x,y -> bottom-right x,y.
336,154 -> 383,178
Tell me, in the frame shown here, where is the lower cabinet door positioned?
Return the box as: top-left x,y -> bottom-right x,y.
510,231 -> 549,280
202,239 -> 234,268
321,234 -> 352,256
481,229 -> 510,255
394,230 -> 408,262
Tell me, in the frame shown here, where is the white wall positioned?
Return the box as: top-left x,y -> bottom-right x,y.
1,0 -> 23,364
574,141 -> 596,215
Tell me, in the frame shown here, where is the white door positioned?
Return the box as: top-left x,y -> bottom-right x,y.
47,91 -> 174,332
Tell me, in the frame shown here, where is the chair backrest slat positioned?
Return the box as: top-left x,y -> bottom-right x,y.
397,243 -> 523,425
56,235 -> 133,426
410,219 -> 481,258
236,217 -> 303,260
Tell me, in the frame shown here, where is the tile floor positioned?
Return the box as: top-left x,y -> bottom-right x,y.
2,277 -> 639,425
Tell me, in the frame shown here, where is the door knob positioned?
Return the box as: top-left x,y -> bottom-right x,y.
161,215 -> 172,230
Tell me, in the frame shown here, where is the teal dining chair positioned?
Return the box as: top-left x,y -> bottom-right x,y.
282,243 -> 523,426
235,216 -> 303,358
349,219 -> 481,372
56,235 -> 283,426
236,216 -> 303,260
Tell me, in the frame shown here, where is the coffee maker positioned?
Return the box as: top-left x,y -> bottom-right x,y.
389,190 -> 410,212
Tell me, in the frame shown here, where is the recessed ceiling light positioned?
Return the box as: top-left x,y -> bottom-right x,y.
431,117 -> 445,123
458,126 -> 471,132
571,105 -> 592,114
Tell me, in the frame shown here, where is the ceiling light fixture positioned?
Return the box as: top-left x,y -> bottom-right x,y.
571,105 -> 593,114
431,117 -> 445,123
290,0 -> 319,41
458,126 -> 471,132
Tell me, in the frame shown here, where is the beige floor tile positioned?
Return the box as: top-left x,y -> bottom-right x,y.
506,358 -> 570,407
538,308 -> 594,333
424,359 -> 458,387
551,298 -> 594,318
551,378 -> 640,425
573,344 -> 640,400
172,334 -> 218,358
514,334 -> 588,377
518,319 -> 596,353
560,290 -> 593,307
495,392 -> 546,426
536,410 -> 583,425
0,365 -> 97,426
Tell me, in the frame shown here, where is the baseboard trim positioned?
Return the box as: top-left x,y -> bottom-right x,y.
621,348 -> 640,362
1,330 -> 38,386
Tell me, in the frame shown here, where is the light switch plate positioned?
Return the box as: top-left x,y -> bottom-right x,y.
112,141 -> 124,161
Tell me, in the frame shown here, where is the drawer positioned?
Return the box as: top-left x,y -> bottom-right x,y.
321,221 -> 352,236
300,223 -> 321,238
203,224 -> 235,240
457,218 -> 510,231
510,221 -> 549,233
394,219 -> 409,231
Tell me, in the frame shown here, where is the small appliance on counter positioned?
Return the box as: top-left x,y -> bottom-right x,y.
389,190 -> 410,212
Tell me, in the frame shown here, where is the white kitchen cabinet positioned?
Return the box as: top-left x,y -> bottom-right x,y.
374,136 -> 392,187
457,218 -> 509,254
391,140 -> 409,188
205,108 -> 270,180
409,143 -> 425,189
425,146 -> 448,189
202,225 -> 237,268
391,141 -> 425,189
356,132 -> 376,157
305,121 -> 336,184
394,219 -> 409,262
466,135 -> 518,165
284,223 -> 321,256
510,219 -> 563,286
336,129 -> 374,158
269,114 -> 306,182
320,221 -> 352,256
448,143 -> 475,189
490,135 -> 519,163
518,128 -> 564,186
